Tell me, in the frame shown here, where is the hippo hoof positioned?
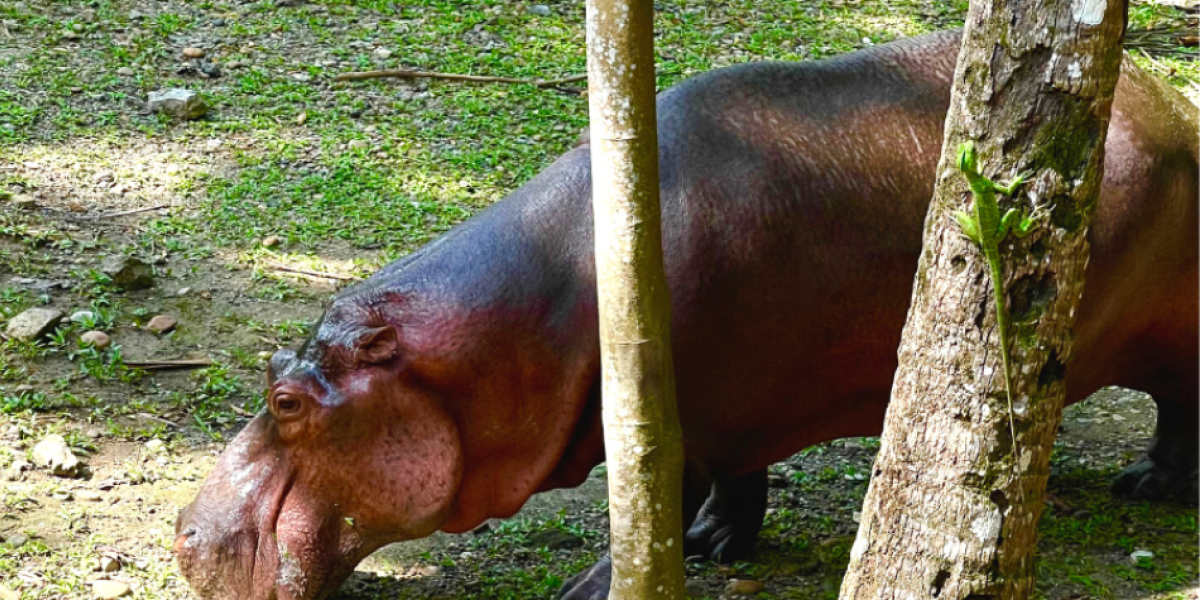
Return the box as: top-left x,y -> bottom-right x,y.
684,514 -> 757,564
558,555 -> 611,600
1112,455 -> 1198,502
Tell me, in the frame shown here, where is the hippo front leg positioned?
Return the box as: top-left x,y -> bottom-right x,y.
1112,379 -> 1199,501
558,469 -> 769,599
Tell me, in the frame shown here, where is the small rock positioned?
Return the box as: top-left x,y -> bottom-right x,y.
177,287 -> 191,296
147,88 -> 208,119
78,490 -> 102,502
528,4 -> 552,16
99,555 -> 121,572
100,255 -> 154,290
117,67 -> 135,76
211,18 -> 227,27
53,489 -> 74,501
198,61 -> 222,78
725,579 -> 765,596
32,434 -> 81,477
128,10 -> 143,19
93,580 -> 131,599
685,579 -> 707,597
1130,550 -> 1154,563
296,112 -> 307,125
6,307 -> 65,341
183,47 -> 206,59
81,330 -> 112,350
86,428 -> 102,439
4,460 -> 30,481
261,235 -> 281,248
62,30 -> 81,40
11,194 -> 36,209
145,438 -> 166,453
4,534 -> 27,548
146,315 -> 176,333
348,139 -> 370,150
526,530 -> 584,550
68,200 -> 88,213
374,48 -> 392,59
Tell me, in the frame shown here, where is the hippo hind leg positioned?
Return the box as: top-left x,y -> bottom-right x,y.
558,468 -> 767,599
1112,373 -> 1199,502
683,469 -> 768,563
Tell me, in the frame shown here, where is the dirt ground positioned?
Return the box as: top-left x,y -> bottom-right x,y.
0,0 -> 1196,598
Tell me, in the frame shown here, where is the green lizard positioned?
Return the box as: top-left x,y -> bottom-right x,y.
952,141 -> 1048,477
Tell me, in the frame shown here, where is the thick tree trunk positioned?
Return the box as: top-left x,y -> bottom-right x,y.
585,1 -> 687,599
839,1 -> 1127,599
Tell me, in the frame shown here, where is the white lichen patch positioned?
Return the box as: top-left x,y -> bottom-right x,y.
1072,0 -> 1106,25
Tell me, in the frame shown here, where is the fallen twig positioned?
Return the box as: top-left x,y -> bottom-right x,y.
335,69 -> 588,87
267,263 -> 358,281
84,204 -> 172,220
124,359 -> 213,370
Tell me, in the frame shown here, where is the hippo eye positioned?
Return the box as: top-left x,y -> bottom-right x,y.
270,393 -> 306,422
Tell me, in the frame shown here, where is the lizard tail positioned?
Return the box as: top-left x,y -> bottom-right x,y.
990,260 -> 1024,503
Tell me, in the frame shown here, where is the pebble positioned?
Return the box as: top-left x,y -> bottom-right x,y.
177,287 -> 191,296
68,200 -> 88,213
92,580 -> 131,599
4,534 -> 27,548
374,48 -> 392,59
81,331 -> 112,350
6,307 -> 65,342
32,434 -> 82,477
145,439 -> 166,453
62,30 -> 81,40
183,47 -> 206,59
262,235 -> 281,247
348,139 -> 370,150
528,4 -> 552,16
4,460 -> 30,482
725,579 -> 765,596
78,490 -> 103,502
117,67 -> 135,76
1130,550 -> 1154,563
99,555 -> 121,572
86,428 -> 102,439
147,315 -> 177,333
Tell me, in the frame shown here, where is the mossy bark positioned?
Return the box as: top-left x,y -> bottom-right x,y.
839,1 -> 1127,599
585,0 -> 687,599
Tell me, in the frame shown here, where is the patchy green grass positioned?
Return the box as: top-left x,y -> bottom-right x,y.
0,0 -> 1194,598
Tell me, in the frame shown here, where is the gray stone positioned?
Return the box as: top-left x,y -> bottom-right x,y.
117,67 -> 134,76
32,434 -> 81,477
6,307 -> 65,341
4,534 -> 27,548
99,255 -> 154,290
528,4 -> 552,15
4,460 -> 30,481
99,554 -> 121,572
70,310 -> 96,323
685,579 -> 707,597
147,88 -> 208,119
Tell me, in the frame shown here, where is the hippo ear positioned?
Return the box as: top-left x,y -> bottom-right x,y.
354,326 -> 399,364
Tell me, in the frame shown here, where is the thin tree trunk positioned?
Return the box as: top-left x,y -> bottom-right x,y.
585,1 -> 687,599
839,1 -> 1127,599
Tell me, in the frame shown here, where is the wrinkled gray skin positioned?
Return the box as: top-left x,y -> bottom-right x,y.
176,31 -> 1199,600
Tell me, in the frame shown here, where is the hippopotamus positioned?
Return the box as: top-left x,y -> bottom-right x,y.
174,30 -> 1198,600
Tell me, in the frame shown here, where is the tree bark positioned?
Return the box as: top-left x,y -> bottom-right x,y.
839,1 -> 1127,599
585,1 -> 687,599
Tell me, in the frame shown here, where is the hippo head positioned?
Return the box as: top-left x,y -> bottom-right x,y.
174,298 -> 463,600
